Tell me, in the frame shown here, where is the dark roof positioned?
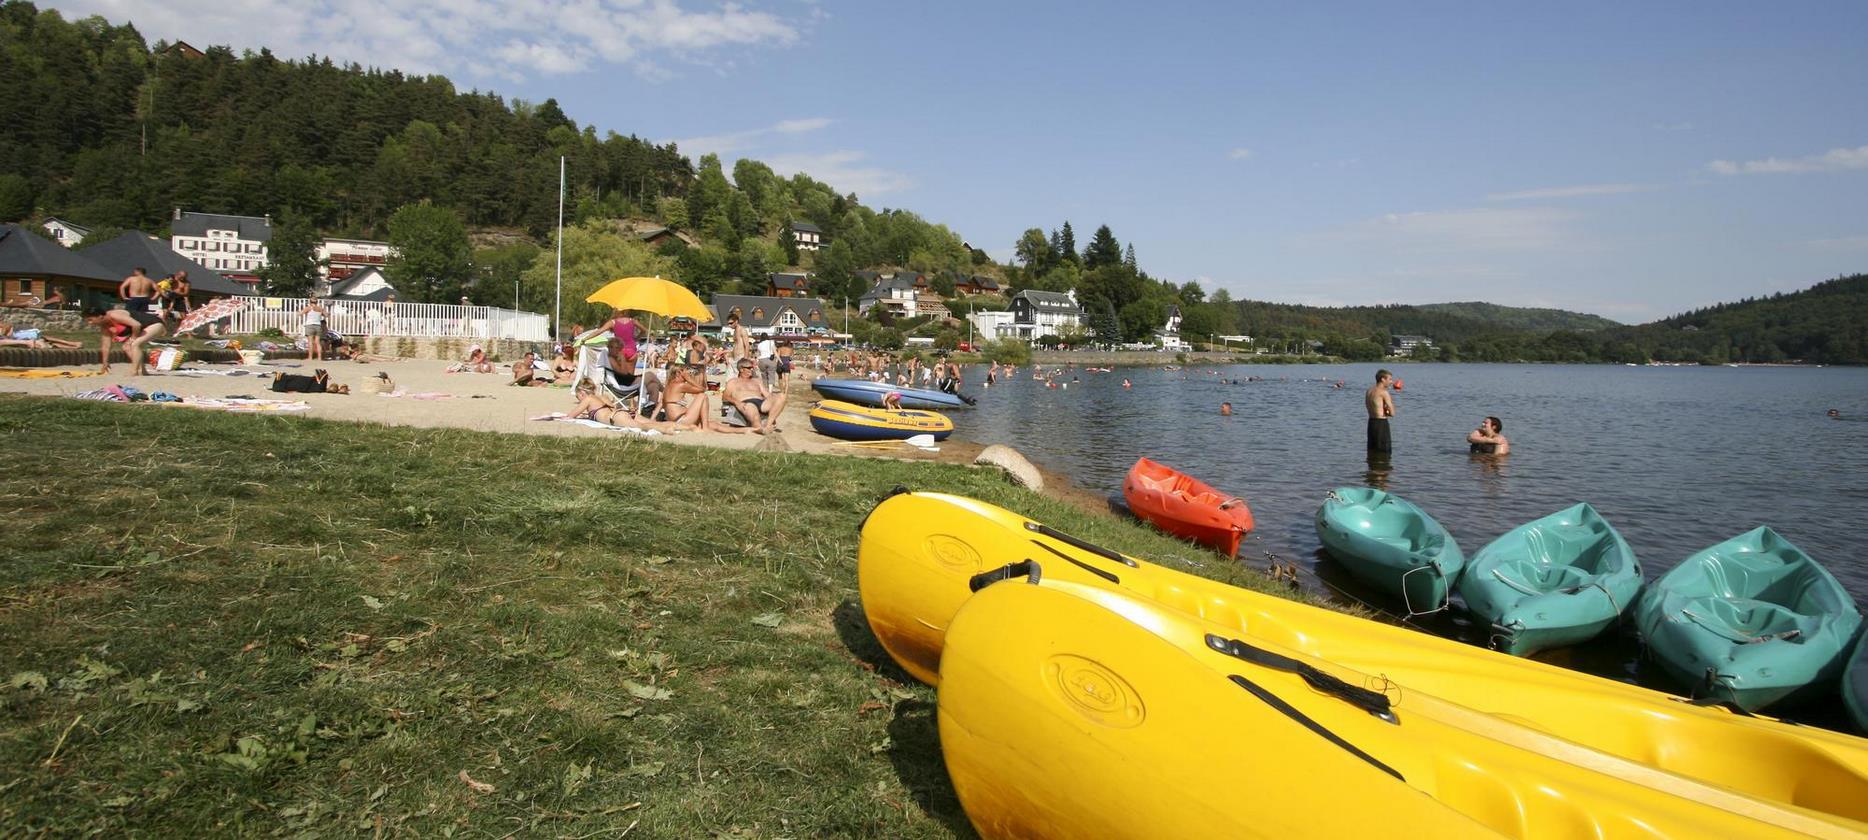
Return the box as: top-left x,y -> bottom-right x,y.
709,294 -> 829,329
789,220 -> 823,234
1012,289 -> 1084,312
767,272 -> 810,290
860,275 -> 920,299
78,231 -> 245,295
171,210 -> 272,242
334,287 -> 397,302
0,223 -> 118,283
964,274 -> 1001,290
43,216 -> 92,236
328,267 -> 399,299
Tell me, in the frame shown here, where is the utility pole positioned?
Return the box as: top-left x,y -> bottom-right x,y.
554,155 -> 565,340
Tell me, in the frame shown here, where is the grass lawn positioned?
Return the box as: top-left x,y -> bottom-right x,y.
0,394 -> 1303,837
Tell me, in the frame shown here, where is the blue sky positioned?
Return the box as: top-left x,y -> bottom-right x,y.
53,0 -> 1868,321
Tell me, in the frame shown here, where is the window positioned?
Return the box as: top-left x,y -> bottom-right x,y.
207,242 -> 220,252
752,308 -> 765,321
808,310 -> 821,322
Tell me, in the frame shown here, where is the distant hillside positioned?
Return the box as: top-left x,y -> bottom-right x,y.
1417,301 -> 1619,331
1607,273 -> 1868,365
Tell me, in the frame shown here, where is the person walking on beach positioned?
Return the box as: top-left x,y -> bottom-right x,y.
1365,369 -> 1396,454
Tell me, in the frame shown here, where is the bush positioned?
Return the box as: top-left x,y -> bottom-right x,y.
258,327 -> 285,339
983,338 -> 1031,365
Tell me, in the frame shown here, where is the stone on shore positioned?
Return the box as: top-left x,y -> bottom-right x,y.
974,444 -> 1043,491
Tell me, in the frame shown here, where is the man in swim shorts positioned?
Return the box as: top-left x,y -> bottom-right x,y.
118,267 -> 157,318
720,357 -> 788,434
1365,369 -> 1396,453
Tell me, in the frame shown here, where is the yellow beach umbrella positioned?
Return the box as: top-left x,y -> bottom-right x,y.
585,275 -> 713,322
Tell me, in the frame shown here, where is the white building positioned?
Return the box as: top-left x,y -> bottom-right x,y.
967,309 -> 1020,342
788,221 -> 825,252
1154,304 -> 1191,351
40,217 -> 91,248
316,237 -> 395,288
972,289 -> 1086,344
170,208 -> 271,285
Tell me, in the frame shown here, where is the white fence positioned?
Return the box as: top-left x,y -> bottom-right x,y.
230,297 -> 551,342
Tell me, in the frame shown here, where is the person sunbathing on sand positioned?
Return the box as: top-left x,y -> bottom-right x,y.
570,390 -> 675,432
0,323 -> 82,349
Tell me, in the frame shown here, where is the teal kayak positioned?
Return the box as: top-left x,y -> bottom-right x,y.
1314,487 -> 1464,614
1845,631 -> 1868,733
1456,503 -> 1641,656
1633,526 -> 1862,711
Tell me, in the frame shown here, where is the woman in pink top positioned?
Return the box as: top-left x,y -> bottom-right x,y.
599,308 -> 641,374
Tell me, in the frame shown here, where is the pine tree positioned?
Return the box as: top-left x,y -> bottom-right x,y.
1059,221 -> 1079,264
1123,243 -> 1137,270
1084,224 -> 1122,269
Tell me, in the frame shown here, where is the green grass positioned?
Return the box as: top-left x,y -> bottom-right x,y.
0,394 -> 1307,837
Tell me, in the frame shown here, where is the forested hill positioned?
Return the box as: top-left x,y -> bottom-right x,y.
1607,273 -> 1868,365
0,1 -> 691,237
1227,300 -> 1615,348
1416,302 -> 1619,331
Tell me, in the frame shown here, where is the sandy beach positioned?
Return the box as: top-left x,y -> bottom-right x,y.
6,355 -> 1120,483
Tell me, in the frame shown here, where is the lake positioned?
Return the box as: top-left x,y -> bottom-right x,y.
957,361 -> 1868,717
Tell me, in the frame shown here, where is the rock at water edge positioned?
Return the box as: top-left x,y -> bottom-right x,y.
974,444 -> 1043,492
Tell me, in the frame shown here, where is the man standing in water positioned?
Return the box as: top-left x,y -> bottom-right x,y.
1365,369 -> 1396,454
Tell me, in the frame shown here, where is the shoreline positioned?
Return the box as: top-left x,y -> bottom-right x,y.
0,357 -> 1115,515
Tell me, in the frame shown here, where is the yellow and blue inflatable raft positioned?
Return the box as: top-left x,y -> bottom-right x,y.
808,400 -> 953,441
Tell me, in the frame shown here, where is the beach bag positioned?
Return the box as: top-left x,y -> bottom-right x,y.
146,347 -> 185,371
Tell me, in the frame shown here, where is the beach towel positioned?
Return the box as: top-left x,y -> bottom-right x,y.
528,412 -> 663,435
0,368 -> 103,379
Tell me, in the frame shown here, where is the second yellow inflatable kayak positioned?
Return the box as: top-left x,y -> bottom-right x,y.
943,575 -> 1852,838
857,490 -> 1868,828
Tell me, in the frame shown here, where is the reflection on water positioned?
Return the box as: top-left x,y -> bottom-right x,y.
958,361 -> 1868,723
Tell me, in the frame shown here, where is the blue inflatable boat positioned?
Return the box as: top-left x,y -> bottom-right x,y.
810,378 -> 974,410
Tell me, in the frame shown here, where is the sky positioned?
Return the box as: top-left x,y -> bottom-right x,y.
43,0 -> 1868,322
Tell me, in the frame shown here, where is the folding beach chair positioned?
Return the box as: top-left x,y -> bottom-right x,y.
571,329 -> 642,410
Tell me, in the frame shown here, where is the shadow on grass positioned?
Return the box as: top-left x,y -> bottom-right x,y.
832,599 -> 975,838
831,598 -> 916,686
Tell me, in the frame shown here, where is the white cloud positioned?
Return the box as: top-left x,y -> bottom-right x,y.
1330,207 -> 1578,253
762,151 -> 913,196
672,117 -> 834,159
42,0 -> 803,80
1227,148 -> 1253,160
1708,144 -> 1868,175
1486,183 -> 1653,201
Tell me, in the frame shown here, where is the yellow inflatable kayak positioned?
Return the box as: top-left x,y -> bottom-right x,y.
943,576 -> 1851,838
808,399 -> 954,441
858,490 -> 1868,828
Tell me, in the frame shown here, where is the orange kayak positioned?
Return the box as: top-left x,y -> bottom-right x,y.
1121,457 -> 1254,556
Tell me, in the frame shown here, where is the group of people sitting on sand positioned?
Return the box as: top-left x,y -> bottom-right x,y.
468,308 -> 790,436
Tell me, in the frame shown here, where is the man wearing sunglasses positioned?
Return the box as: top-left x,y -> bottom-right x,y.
720,357 -> 789,435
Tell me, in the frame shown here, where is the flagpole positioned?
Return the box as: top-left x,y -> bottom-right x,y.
554,155 -> 565,341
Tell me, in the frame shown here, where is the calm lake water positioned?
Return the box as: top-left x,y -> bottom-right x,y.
957,361 -> 1868,718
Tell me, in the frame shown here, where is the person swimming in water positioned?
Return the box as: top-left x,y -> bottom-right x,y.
1220,402 -> 1233,416
1467,416 -> 1510,455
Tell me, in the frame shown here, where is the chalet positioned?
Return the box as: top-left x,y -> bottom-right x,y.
1154,304 -> 1191,351
40,217 -> 91,248
637,226 -> 700,250
327,266 -> 399,302
857,271 -> 948,319
170,208 -> 271,284
1005,289 -> 1085,342
1390,334 -> 1434,356
857,274 -> 921,319
707,294 -> 830,337
954,274 -> 1003,296
788,221 -> 825,252
316,237 -> 395,287
161,40 -> 206,59
766,272 -> 811,298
